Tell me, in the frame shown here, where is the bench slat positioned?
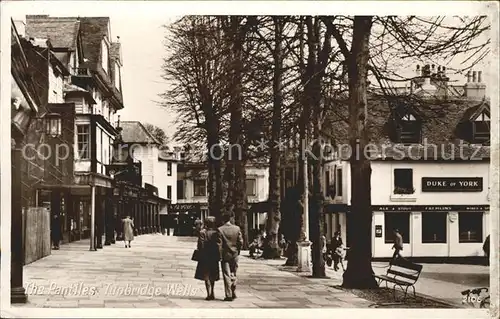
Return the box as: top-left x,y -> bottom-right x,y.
375,275 -> 415,287
387,269 -> 419,281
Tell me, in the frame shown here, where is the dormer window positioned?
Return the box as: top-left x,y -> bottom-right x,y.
397,113 -> 422,144
472,112 -> 490,144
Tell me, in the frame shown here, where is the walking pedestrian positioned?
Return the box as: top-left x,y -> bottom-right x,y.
122,215 -> 134,248
194,216 -> 221,300
218,214 -> 243,301
51,213 -> 62,250
331,231 -> 345,271
194,218 -> 203,237
392,228 -> 403,260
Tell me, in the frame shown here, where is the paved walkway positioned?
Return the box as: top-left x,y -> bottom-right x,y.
17,235 -> 373,308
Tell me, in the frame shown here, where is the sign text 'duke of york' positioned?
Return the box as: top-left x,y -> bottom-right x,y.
421,177 -> 483,192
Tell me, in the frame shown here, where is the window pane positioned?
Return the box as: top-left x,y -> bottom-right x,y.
177,180 -> 184,199
421,212 -> 447,243
77,125 -> 90,159
167,186 -> 172,199
246,179 -> 256,196
194,180 -> 206,196
336,169 -> 343,196
384,212 -> 410,243
459,212 -> 483,243
394,169 -> 413,193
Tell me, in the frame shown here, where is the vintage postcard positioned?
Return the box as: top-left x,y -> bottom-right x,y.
1,1 -> 498,318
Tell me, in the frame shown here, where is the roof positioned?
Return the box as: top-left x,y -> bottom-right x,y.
324,93 -> 490,160
78,17 -> 110,69
25,15 -> 80,49
63,83 -> 96,104
119,121 -> 161,145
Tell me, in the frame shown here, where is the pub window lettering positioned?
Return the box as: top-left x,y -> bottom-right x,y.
394,168 -> 414,194
421,212 -> 447,244
193,180 -> 207,197
459,212 -> 483,243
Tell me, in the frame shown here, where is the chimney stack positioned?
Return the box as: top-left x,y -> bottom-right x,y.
464,70 -> 486,100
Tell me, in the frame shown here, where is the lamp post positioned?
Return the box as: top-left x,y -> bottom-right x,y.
297,136 -> 312,273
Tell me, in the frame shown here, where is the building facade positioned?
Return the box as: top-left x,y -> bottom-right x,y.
323,65 -> 490,261
23,15 -> 126,248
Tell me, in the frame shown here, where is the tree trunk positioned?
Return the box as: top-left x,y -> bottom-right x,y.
206,110 -> 223,224
263,17 -> 284,259
342,16 -> 378,289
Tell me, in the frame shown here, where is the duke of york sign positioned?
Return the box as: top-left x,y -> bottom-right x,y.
421,177 -> 483,192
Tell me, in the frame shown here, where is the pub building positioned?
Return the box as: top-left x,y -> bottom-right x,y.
323,65 -> 491,262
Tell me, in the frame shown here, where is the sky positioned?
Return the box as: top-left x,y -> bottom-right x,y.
3,1 -> 496,143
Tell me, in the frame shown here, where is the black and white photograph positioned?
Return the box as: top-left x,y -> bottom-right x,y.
1,1 -> 498,318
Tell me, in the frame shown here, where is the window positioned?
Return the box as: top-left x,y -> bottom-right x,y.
101,39 -> 108,73
459,212 -> 483,243
472,120 -> 490,144
193,180 -> 207,197
167,162 -> 172,176
77,125 -> 90,159
421,212 -> 447,243
336,168 -> 343,197
394,168 -> 414,194
246,179 -> 256,196
177,180 -> 185,199
167,185 -> 172,199
398,113 -> 422,144
384,212 -> 410,243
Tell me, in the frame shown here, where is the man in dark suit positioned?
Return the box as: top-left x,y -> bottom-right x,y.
218,214 -> 243,301
392,228 -> 403,260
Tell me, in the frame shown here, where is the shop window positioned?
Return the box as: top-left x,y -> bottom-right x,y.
459,212 -> 483,243
393,168 -> 414,194
246,179 -> 256,196
177,180 -> 185,199
384,212 -> 410,244
421,212 -> 447,243
167,185 -> 172,199
193,180 -> 207,197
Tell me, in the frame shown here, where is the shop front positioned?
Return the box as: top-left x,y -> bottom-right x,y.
166,203 -> 204,236
372,204 -> 490,262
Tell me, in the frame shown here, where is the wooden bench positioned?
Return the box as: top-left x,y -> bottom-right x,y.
374,258 -> 423,300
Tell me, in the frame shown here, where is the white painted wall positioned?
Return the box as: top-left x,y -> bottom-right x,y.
130,144 -> 159,187
157,160 -> 178,202
48,65 -> 64,103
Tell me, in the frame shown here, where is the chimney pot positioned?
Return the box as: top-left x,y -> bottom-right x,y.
472,71 -> 477,83
478,71 -> 482,83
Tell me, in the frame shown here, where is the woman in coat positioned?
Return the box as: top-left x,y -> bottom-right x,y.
122,215 -> 134,248
194,216 -> 221,300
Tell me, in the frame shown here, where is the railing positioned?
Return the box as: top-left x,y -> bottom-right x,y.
72,67 -> 91,77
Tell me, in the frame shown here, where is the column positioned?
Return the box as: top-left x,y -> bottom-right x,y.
90,185 -> 96,251
104,191 -> 112,246
96,191 -> 103,249
11,142 -> 27,303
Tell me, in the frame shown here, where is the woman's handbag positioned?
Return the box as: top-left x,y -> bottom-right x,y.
191,249 -> 200,261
